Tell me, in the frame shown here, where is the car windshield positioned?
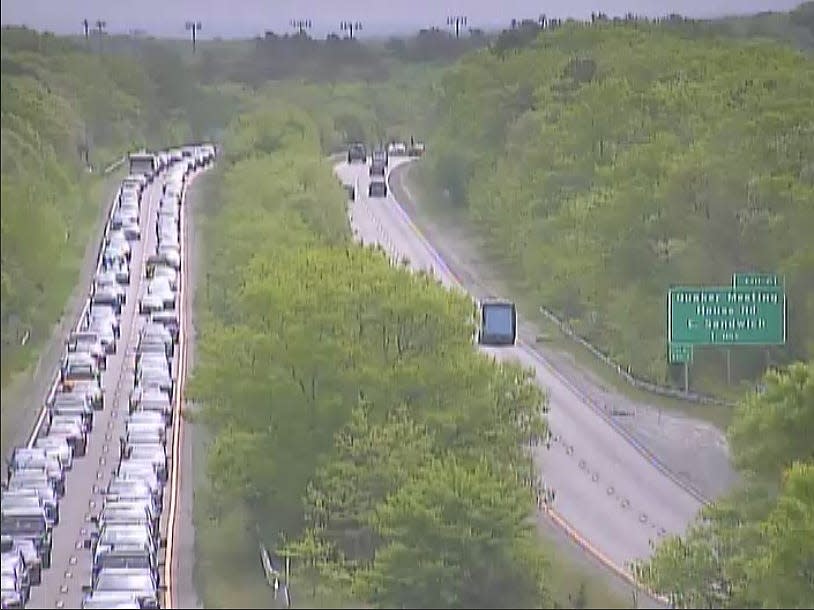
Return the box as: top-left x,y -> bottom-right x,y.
98,555 -> 152,571
1,496 -> 41,509
130,445 -> 164,460
83,599 -> 141,610
1,515 -> 46,535
95,572 -> 155,592
65,363 -> 94,378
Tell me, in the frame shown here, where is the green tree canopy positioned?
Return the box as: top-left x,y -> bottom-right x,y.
356,456 -> 551,609
637,362 -> 814,608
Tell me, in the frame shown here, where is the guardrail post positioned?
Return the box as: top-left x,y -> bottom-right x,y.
684,362 -> 689,394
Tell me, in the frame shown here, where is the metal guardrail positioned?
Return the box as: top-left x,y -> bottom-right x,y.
102,156 -> 127,175
259,543 -> 291,608
537,305 -> 736,408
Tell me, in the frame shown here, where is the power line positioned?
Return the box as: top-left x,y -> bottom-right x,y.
289,19 -> 312,35
185,21 -> 202,53
339,20 -> 362,40
446,15 -> 467,38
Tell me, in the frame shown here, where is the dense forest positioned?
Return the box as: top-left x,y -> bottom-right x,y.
188,106 -> 551,608
418,16 -> 814,394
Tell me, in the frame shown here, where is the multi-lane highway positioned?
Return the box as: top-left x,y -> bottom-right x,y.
338,155 -> 703,591
3,147 -> 211,609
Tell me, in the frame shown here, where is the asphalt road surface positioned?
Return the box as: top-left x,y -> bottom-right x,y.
25,164 -> 195,609
338,157 -> 703,579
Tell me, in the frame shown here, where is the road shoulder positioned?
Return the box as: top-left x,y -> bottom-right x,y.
173,170 -> 211,609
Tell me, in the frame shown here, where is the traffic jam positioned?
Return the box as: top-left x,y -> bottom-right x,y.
1,144 -> 214,609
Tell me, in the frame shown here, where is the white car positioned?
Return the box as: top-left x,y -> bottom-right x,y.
152,265 -> 177,290
33,437 -> 74,470
105,258 -> 130,285
122,220 -> 141,241
106,232 -> 132,261
157,245 -> 180,270
139,293 -> 164,314
94,270 -> 126,303
387,142 -> 407,156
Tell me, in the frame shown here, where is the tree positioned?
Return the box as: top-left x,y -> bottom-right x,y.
728,361 -> 814,482
189,105 -> 550,607
740,461 -> 814,608
636,363 -> 814,608
356,457 -> 551,609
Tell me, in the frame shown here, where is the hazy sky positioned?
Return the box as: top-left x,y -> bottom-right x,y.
0,0 -> 802,39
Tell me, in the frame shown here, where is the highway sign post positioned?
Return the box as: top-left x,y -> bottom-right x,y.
668,286 -> 786,346
668,343 -> 693,392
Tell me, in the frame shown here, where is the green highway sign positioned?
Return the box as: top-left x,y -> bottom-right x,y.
668,286 -> 786,346
733,272 -> 780,289
668,343 -> 693,364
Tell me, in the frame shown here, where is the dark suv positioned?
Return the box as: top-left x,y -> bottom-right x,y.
371,148 -> 388,167
1,508 -> 53,569
347,143 -> 367,164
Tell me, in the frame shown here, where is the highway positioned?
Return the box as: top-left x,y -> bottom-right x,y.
18,155 -> 203,609
338,157 -> 703,585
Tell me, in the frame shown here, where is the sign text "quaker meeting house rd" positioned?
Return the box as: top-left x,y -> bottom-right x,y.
668,286 -> 786,346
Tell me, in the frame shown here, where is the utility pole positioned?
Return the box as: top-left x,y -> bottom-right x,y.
446,15 -> 467,38
339,20 -> 362,40
94,20 -> 106,54
290,18 -> 312,35
185,21 -> 202,53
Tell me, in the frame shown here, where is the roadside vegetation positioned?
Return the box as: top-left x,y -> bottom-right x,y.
0,27 -> 237,388
417,17 -> 814,396
187,106 -> 551,608
637,360 -> 813,608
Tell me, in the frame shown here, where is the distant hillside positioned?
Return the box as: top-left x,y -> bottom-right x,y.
419,19 -> 814,394
683,1 -> 814,50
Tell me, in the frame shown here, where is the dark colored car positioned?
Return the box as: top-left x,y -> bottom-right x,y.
368,180 -> 387,198
347,143 -> 367,164
371,148 -> 388,167
0,509 -> 53,569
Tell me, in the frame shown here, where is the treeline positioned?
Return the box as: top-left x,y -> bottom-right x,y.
188,106 -> 551,608
193,28 -> 488,87
637,361 -> 813,608
0,26 -> 238,386
490,2 -> 813,56
247,67 -> 439,154
419,22 -> 814,394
